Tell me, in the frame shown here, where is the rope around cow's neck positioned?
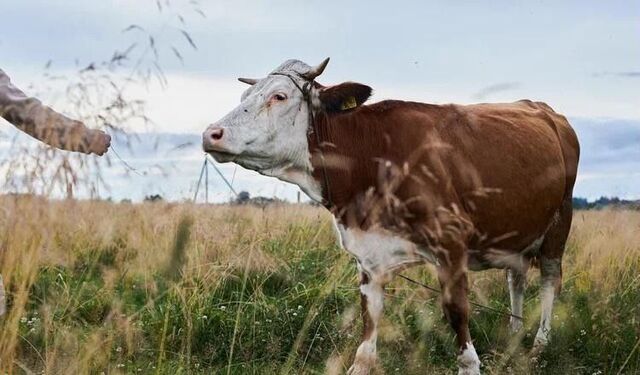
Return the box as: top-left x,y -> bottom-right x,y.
270,72 -> 333,207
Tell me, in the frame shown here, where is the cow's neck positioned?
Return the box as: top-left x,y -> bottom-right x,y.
307,108 -> 387,225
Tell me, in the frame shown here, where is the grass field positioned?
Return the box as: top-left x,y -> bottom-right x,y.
0,197 -> 638,374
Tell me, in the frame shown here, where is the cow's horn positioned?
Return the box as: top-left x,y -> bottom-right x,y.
302,57 -> 330,80
238,77 -> 259,85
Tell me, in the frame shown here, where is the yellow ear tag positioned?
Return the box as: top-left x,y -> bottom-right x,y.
340,96 -> 357,110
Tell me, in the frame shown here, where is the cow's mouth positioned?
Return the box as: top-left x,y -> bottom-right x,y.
206,149 -> 238,163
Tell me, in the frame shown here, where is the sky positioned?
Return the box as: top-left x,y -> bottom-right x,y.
0,0 -> 639,202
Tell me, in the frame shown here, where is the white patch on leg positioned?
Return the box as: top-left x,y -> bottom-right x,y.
507,269 -> 525,332
534,257 -> 561,349
348,282 -> 384,375
534,281 -> 555,347
457,342 -> 481,375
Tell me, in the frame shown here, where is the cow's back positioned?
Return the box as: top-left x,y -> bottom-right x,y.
439,100 -> 579,252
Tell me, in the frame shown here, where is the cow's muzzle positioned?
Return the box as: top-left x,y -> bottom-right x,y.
202,126 -> 227,153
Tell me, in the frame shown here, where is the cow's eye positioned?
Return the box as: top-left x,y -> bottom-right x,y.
272,93 -> 287,101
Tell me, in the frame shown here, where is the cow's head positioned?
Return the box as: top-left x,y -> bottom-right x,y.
202,58 -> 371,198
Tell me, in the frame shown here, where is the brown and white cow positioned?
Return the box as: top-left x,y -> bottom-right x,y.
202,58 -> 580,375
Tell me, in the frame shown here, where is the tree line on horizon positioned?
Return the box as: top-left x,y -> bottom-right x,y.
573,196 -> 640,210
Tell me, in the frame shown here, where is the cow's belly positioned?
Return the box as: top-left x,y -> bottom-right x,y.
333,218 -> 439,280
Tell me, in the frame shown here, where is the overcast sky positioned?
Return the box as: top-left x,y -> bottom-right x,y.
1,0 -> 639,201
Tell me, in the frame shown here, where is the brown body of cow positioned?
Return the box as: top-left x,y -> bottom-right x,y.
202,59 -> 580,374
312,98 -> 578,262
310,97 -> 579,372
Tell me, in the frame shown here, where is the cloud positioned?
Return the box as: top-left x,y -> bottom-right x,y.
571,117 -> 640,166
473,82 -> 521,100
592,71 -> 640,78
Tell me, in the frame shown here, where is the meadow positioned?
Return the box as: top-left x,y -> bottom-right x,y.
0,196 -> 638,374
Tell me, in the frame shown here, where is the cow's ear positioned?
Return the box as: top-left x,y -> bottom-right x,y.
318,82 -> 372,113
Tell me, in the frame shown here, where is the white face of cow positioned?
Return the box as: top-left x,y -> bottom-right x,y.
202,59 -> 329,175
202,58 -> 372,201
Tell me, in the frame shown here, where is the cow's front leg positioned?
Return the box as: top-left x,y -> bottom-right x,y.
438,265 -> 481,375
348,269 -> 385,375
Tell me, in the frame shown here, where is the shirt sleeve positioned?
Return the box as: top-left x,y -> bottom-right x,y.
0,68 -> 95,152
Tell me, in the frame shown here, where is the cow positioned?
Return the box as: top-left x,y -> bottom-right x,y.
202,58 -> 580,375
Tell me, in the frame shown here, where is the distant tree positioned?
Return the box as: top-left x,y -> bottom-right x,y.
572,196 -> 640,210
144,194 -> 163,202
235,191 -> 251,204
233,190 -> 280,206
573,197 -> 589,210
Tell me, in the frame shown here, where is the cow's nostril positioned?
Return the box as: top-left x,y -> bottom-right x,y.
210,128 -> 224,141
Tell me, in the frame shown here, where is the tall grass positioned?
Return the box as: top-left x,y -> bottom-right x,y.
0,197 -> 638,374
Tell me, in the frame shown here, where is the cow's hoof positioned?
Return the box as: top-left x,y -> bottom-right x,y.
457,366 -> 481,375
509,318 -> 523,333
529,342 -> 545,359
457,343 -> 481,375
347,356 -> 375,375
347,363 -> 371,375
530,331 -> 549,358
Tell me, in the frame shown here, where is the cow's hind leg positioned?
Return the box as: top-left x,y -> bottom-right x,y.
533,257 -> 561,350
348,268 -> 385,375
506,268 -> 525,332
438,262 -> 481,375
533,199 -> 572,352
